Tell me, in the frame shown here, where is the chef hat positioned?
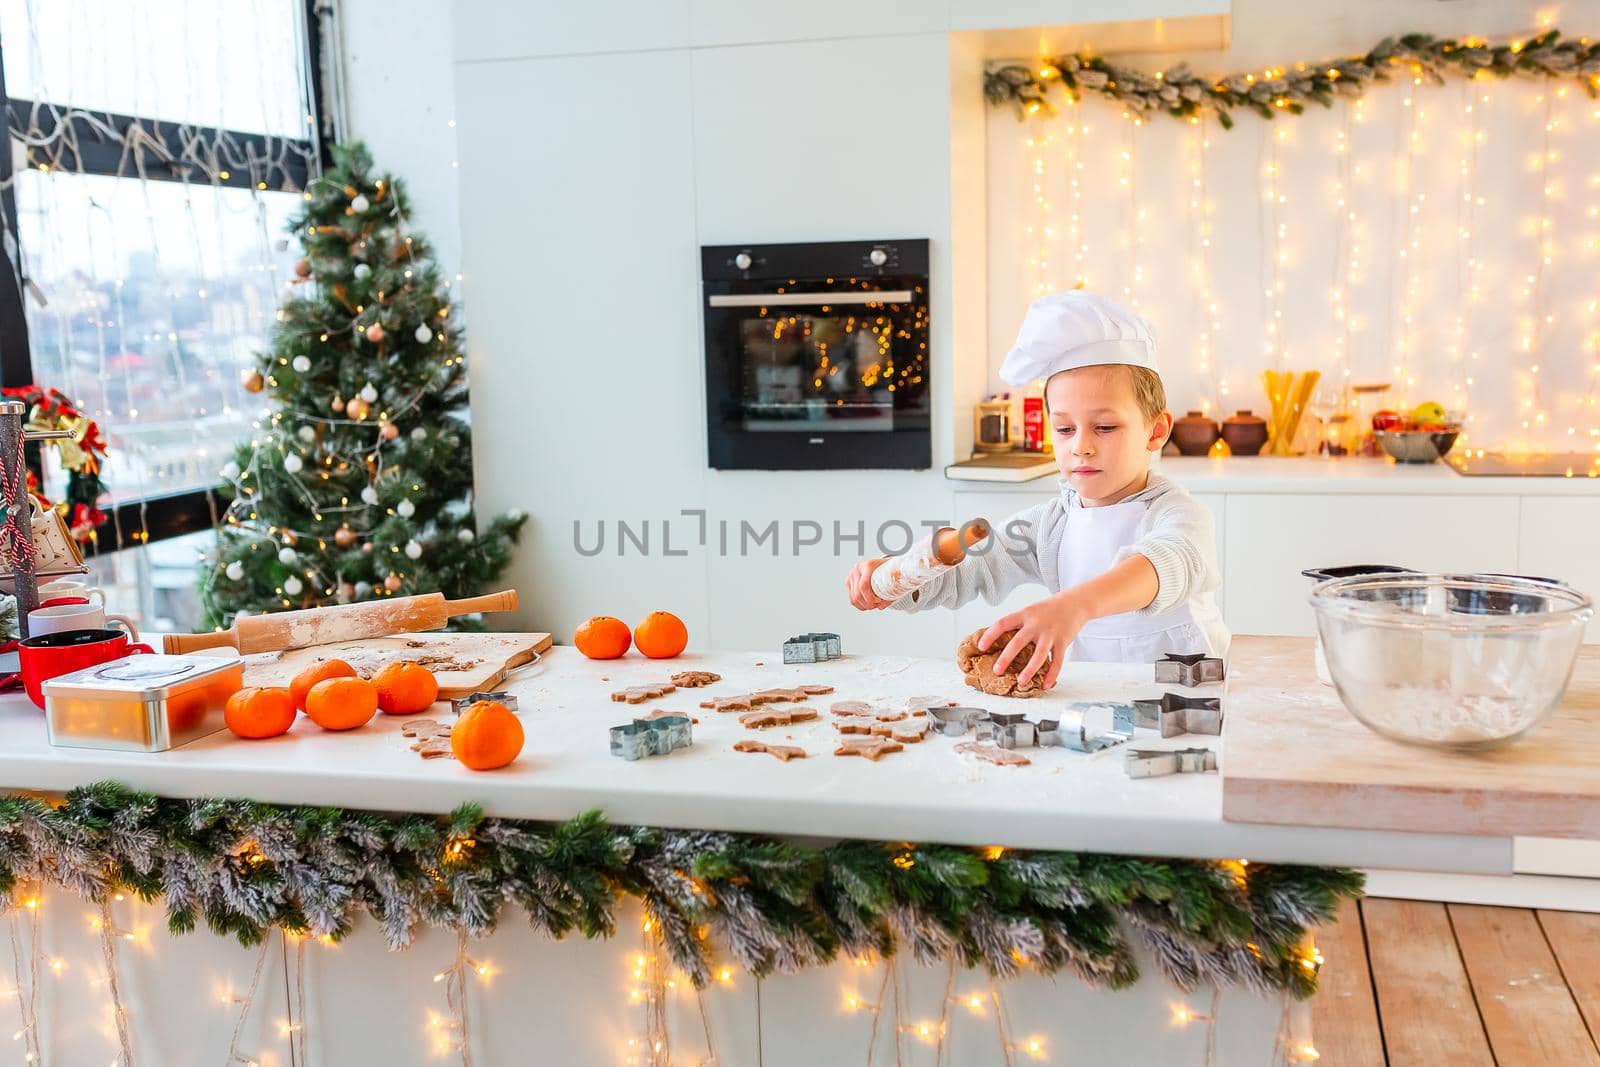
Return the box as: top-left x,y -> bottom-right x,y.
998,290 -> 1157,387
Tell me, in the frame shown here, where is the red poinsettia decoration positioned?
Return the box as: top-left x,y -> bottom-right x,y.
1,385 -> 110,543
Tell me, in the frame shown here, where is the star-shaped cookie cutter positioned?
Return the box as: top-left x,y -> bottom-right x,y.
449,690 -> 520,716
1037,702 -> 1137,753
1132,694 -> 1223,738
974,711 -> 1037,749
1124,746 -> 1217,778
1153,653 -> 1226,688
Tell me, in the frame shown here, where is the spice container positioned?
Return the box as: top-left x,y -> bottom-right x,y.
44,654 -> 244,752
973,397 -> 1013,452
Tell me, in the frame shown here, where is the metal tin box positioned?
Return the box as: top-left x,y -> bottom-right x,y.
43,654 -> 244,752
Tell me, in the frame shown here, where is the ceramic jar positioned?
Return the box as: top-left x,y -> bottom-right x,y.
1220,410 -> 1270,456
1171,411 -> 1221,456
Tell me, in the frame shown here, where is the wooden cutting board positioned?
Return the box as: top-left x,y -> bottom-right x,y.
1221,635 -> 1600,839
240,631 -> 553,699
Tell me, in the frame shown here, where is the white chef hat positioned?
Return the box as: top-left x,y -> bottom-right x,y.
998,290 -> 1158,387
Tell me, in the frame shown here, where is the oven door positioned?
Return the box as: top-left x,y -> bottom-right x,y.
703,279 -> 930,470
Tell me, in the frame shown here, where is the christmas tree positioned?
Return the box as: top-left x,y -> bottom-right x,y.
202,143 -> 525,626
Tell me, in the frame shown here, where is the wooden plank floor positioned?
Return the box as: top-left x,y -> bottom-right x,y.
1312,898 -> 1600,1066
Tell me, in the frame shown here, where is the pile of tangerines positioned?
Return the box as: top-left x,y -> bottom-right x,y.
223,659 -> 522,771
574,610 -> 687,659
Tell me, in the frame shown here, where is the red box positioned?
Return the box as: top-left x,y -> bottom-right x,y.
1022,396 -> 1045,452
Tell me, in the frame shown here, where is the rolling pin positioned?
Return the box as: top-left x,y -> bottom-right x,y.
163,590 -> 519,655
870,520 -> 990,602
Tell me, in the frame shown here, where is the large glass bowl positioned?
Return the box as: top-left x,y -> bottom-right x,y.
1309,573 -> 1593,749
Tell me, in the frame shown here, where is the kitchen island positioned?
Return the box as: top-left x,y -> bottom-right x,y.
0,639 -> 1541,1066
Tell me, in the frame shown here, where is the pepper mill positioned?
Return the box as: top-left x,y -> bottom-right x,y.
0,399 -> 73,638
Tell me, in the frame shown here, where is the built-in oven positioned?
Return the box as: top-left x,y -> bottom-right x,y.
701,239 -> 930,470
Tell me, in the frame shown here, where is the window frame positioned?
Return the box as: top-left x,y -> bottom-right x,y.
0,0 -> 335,553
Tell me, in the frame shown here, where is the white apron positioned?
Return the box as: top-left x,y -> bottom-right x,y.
1057,497 -> 1228,663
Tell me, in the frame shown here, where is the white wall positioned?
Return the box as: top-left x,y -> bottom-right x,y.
985,0 -> 1600,451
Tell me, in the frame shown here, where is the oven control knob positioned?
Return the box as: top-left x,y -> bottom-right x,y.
734,252 -> 753,270
869,248 -> 888,266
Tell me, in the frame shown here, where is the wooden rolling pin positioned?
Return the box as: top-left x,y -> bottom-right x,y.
163,590 -> 519,655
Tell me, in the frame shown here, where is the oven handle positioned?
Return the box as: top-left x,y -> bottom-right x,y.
708,290 -> 914,308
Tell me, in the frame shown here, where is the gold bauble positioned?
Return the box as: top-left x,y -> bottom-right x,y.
384,574 -> 403,592
346,397 -> 371,421
242,369 -> 264,393
364,323 -> 385,343
293,258 -> 311,278
334,526 -> 357,548
379,422 -> 399,441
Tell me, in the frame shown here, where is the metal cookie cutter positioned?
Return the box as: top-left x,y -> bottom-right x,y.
1132,694 -> 1223,738
782,632 -> 842,664
975,712 -> 1036,749
1124,746 -> 1217,779
609,714 -> 692,761
1153,653 -> 1225,688
1038,702 -> 1137,753
927,706 -> 987,737
449,690 -> 520,716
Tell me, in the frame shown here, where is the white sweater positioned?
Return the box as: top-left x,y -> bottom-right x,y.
890,471 -> 1223,622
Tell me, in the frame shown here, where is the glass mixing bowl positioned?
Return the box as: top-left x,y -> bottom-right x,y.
1309,573 -> 1593,749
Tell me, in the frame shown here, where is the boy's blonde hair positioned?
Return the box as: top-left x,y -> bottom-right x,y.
1046,365 -> 1168,423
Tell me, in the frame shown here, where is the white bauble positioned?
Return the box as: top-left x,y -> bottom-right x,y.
404,540 -> 423,560
396,499 -> 415,518
283,575 -> 303,596
354,581 -> 373,599
351,194 -> 370,213
297,425 -> 316,443
292,355 -> 312,372
507,508 -> 526,522
414,324 -> 433,344
457,528 -> 475,543
353,263 -> 372,280
410,427 -> 426,442
225,561 -> 245,581
235,609 -> 251,619
277,547 -> 297,564
361,486 -> 379,505
220,461 -> 241,481
282,454 -> 304,474
359,383 -> 379,403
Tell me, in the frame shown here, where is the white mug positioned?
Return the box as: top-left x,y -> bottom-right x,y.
28,603 -> 139,641
38,580 -> 107,606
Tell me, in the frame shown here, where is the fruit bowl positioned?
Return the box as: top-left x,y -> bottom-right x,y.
1375,427 -> 1459,464
1310,572 -> 1593,749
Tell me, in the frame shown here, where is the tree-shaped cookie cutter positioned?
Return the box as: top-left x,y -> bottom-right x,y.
1038,702 -> 1137,753
1124,746 -> 1217,778
609,714 -> 693,760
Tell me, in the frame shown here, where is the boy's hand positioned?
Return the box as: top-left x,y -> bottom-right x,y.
846,558 -> 896,610
980,592 -> 1089,690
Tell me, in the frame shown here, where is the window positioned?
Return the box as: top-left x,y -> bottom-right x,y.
0,0 -> 330,627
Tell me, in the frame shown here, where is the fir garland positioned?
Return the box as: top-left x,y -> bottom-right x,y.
0,782 -> 1361,999
986,28 -> 1600,127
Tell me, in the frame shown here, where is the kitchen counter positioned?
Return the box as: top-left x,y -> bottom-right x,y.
0,643 -> 1508,873
955,455 -> 1600,496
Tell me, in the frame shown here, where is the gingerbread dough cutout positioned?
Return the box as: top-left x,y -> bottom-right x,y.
834,737 -> 904,761
956,628 -> 1045,698
955,741 -> 1031,766
830,700 -> 874,717
739,707 -> 819,729
733,739 -> 808,762
612,682 -> 678,704
637,708 -> 700,725
670,671 -> 722,688
700,695 -> 753,713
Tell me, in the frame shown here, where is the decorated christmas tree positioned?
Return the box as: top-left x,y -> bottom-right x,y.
202,143 -> 524,626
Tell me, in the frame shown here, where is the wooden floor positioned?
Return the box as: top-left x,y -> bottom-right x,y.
1313,897 -> 1600,1066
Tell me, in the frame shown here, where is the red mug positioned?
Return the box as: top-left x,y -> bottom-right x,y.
39,596 -> 91,608
19,628 -> 155,710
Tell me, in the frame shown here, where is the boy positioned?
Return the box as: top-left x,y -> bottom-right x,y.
845,290 -> 1228,690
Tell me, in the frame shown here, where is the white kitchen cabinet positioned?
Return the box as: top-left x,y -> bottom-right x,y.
1519,497 -> 1600,641
1221,493 -> 1521,636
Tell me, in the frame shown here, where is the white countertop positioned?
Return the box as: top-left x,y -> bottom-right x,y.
0,646 -> 1510,873
955,455 -> 1600,496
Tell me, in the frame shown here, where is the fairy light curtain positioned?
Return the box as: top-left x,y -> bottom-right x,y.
0,0 -> 320,550
986,30 -> 1600,454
